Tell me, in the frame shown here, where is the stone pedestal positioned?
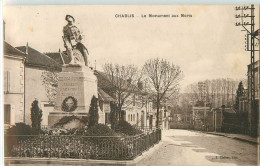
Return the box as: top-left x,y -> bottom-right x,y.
48,65 -> 98,128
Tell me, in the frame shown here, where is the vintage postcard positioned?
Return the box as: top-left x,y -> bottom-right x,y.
3,5 -> 260,166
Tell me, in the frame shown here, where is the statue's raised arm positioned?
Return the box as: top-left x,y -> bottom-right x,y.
63,15 -> 89,66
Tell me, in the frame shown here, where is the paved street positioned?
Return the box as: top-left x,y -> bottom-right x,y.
5,129 -> 258,166
136,129 -> 258,166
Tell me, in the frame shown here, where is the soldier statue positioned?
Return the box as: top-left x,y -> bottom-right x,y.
63,15 -> 89,66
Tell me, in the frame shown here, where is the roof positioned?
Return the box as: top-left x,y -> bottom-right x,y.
4,41 -> 26,57
98,88 -> 115,102
16,46 -> 61,71
252,29 -> 259,37
45,51 -> 70,65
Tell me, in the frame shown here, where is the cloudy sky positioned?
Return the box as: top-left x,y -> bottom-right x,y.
3,5 -> 260,90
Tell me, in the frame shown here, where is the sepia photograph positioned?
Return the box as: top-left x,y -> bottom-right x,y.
2,4 -> 260,166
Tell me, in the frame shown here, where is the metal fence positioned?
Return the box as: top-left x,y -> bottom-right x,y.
135,126 -> 157,134
221,122 -> 249,135
5,129 -> 161,160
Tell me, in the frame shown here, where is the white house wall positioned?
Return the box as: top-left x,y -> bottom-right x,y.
25,67 -> 49,125
4,57 -> 24,125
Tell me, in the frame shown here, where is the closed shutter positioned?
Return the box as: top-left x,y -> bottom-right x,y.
8,71 -> 10,92
4,71 -> 7,92
4,104 -> 11,124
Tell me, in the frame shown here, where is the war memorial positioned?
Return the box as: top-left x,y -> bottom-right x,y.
4,15 -> 161,162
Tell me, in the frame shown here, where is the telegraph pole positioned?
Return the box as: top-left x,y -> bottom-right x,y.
258,5 -> 260,137
235,4 -> 259,136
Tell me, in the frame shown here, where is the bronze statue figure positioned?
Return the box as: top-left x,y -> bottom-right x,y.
63,15 -> 89,66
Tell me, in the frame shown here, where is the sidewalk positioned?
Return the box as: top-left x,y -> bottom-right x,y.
207,131 -> 259,145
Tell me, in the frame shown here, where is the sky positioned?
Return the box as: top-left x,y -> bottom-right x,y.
3,5 -> 260,90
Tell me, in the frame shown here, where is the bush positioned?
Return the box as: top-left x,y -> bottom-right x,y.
88,96 -> 99,128
7,123 -> 32,135
53,115 -> 88,128
84,124 -> 131,160
5,123 -> 33,157
30,99 -> 42,135
115,120 -> 143,136
85,124 -> 116,136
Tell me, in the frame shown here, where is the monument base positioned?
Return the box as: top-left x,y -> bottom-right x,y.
48,112 -> 88,128
48,65 -> 98,128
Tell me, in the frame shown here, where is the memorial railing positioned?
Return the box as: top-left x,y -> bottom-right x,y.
5,129 -> 161,160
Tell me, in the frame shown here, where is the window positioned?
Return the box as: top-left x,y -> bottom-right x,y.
133,114 -> 135,121
131,114 -> 132,121
105,113 -> 111,124
128,114 -> 130,121
4,104 -> 11,124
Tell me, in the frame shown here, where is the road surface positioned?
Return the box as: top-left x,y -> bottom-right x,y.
136,129 -> 258,166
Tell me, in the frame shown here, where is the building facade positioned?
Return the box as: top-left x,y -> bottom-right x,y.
15,46 -> 62,126
247,60 -> 259,136
4,41 -> 26,128
192,106 -> 211,130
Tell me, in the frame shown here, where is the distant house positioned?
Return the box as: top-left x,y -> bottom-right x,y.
3,41 -> 26,129
207,108 -> 223,132
247,60 -> 259,136
97,88 -> 115,125
239,89 -> 248,114
192,106 -> 211,130
94,70 -> 153,128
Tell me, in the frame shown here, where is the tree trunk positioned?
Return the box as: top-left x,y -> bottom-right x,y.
156,101 -> 160,128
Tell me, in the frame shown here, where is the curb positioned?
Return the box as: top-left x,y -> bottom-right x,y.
232,137 -> 259,145
132,140 -> 163,164
207,132 -> 258,145
5,158 -> 129,165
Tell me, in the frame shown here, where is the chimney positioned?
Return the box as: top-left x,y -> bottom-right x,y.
25,42 -> 29,55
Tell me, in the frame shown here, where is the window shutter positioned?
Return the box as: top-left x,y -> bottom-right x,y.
4,71 -> 7,93
7,71 -> 10,92
4,104 -> 11,124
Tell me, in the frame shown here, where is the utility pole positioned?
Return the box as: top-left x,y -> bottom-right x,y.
235,4 -> 259,136
258,5 -> 260,137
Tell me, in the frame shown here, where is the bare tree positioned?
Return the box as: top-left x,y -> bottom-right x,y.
142,58 -> 183,128
41,71 -> 58,105
184,78 -> 243,108
102,63 -> 140,122
184,83 -> 200,105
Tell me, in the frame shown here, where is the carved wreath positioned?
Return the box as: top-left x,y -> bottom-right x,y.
61,96 -> 78,112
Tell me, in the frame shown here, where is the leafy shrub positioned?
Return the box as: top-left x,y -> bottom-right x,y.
88,96 -> 99,127
7,123 -> 32,135
85,124 -> 116,136
5,123 -> 33,157
53,115 -> 88,128
31,99 -> 42,135
115,120 -> 143,136
84,124 -> 131,159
